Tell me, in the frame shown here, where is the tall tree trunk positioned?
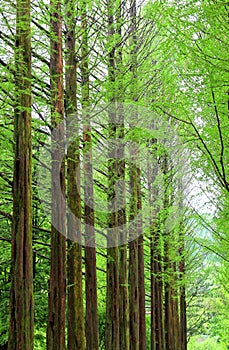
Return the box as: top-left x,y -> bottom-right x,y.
162,155 -> 180,350
129,164 -> 139,350
118,139 -> 129,350
164,282 -> 174,350
148,146 -> 165,350
105,1 -> 120,349
179,234 -> 187,350
150,232 -> 156,350
150,229 -> 165,350
162,154 -> 172,350
154,250 -> 165,350
129,1 -> 142,348
128,137 -> 140,350
179,274 -> 187,350
8,0 -> 34,348
164,274 -> 180,350
148,149 -> 165,350
116,2 -> 129,349
106,136 -> 120,350
81,3 -> 99,349
65,0 -> 85,348
150,231 -> 166,350
47,1 -> 66,349
150,238 -> 156,350
138,204 -> 146,350
172,262 -> 180,350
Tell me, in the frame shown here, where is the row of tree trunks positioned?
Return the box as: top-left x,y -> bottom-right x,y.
148,144 -> 188,350
105,1 -> 148,348
7,1 -> 188,349
160,154 -> 187,350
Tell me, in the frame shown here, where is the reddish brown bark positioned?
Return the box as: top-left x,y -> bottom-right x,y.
138,210 -> 146,350
106,124 -> 120,350
117,126 -> 129,350
163,155 -> 180,350
165,279 -> 180,350
129,0 -> 145,348
116,4 -> 129,348
105,1 -> 120,349
129,162 -> 140,350
65,0 -> 85,348
179,257 -> 187,350
46,1 -> 66,349
150,229 -> 165,350
81,2 -> 99,349
148,149 -> 165,350
150,242 -> 156,350
8,0 -> 34,348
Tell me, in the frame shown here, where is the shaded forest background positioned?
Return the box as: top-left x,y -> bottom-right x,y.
0,0 -> 229,349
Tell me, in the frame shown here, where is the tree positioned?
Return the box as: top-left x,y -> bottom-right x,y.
81,1 -> 99,348
8,0 -> 34,348
147,143 -> 165,350
65,0 -> 85,348
115,3 -> 129,348
105,0 -> 120,347
46,0 -> 66,349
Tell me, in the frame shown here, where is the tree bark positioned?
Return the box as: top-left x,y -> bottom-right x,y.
8,0 -> 34,348
138,215 -> 146,350
129,145 -> 140,350
47,1 -> 66,349
162,155 -> 180,350
148,150 -> 165,350
179,239 -> 187,350
105,1 -> 120,349
65,0 -> 85,348
81,3 -> 99,349
116,2 -> 129,349
129,1 -> 144,348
